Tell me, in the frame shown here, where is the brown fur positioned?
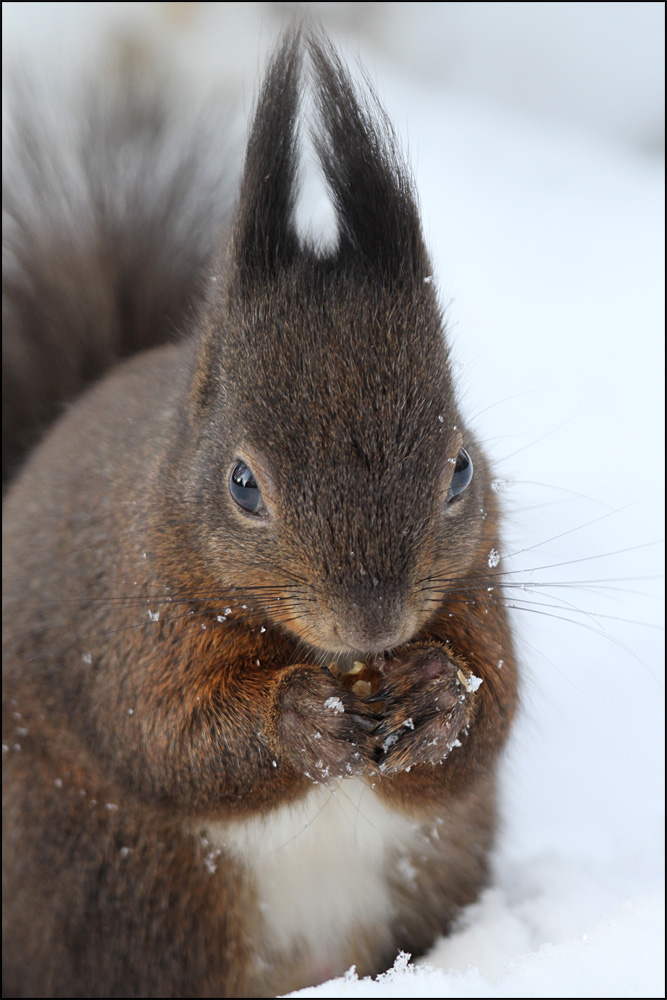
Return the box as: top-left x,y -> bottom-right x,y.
3,33 -> 518,997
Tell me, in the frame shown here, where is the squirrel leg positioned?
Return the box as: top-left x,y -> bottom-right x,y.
2,750 -> 255,998
117,654 -> 378,813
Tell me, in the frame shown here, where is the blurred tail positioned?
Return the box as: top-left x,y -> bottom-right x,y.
2,49 -> 238,484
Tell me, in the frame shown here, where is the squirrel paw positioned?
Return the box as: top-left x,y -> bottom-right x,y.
270,667 -> 377,781
372,643 -> 479,773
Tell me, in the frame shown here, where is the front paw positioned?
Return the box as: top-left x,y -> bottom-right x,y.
269,668 -> 376,781
373,643 -> 480,773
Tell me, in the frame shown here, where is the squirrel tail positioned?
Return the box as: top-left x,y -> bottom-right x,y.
2,49 -> 238,485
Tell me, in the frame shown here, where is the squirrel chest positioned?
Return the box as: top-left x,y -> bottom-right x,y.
202,780 -> 418,988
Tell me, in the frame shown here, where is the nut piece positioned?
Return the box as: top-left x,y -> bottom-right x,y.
352,679 -> 372,698
336,659 -> 383,699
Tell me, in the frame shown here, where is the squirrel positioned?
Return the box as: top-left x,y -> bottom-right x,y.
2,31 -> 518,999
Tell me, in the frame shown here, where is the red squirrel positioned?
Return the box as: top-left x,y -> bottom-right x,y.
2,32 -> 518,998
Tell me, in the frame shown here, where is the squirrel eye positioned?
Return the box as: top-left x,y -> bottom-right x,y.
229,460 -> 265,515
447,447 -> 473,503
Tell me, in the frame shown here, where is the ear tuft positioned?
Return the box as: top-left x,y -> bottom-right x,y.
308,33 -> 429,282
228,30 -> 430,296
230,30 -> 302,288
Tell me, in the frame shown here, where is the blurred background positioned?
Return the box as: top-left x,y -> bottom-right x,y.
3,1 -> 665,153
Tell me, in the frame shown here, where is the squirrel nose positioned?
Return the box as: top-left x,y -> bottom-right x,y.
334,623 -> 408,654
332,599 -> 416,653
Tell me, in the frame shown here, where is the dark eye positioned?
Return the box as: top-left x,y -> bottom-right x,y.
229,460 -> 265,515
447,448 -> 473,503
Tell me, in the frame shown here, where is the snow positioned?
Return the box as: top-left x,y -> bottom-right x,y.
287,893 -> 664,998
465,674 -> 484,694
3,4 -> 664,998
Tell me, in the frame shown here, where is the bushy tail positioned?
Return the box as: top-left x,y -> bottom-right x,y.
2,52 -> 238,484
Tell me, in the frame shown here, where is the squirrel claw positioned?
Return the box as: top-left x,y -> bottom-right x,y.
364,691 -> 389,704
350,711 -> 382,732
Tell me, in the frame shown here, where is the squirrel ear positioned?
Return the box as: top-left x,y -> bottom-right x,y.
309,34 -> 429,284
229,31 -> 301,291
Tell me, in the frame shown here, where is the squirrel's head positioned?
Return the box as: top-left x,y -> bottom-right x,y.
178,33 -> 495,655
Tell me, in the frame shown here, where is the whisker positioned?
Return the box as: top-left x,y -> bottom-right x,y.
503,503 -> 637,560
497,413 -> 583,463
508,480 -> 614,509
492,594 -> 663,631
502,602 -> 654,672
467,388 -> 545,423
512,631 -> 588,696
417,542 -> 663,590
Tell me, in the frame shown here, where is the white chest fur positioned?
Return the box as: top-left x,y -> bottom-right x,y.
203,779 -> 418,968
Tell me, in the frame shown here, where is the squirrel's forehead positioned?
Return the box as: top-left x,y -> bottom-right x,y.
243,396 -> 460,486
234,326 -> 452,407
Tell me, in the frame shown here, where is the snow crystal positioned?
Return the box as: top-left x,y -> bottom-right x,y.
148,609 -> 160,622
204,847 -> 222,874
466,674 -> 484,693
324,696 -> 345,714
82,652 -> 92,664
491,478 -> 511,493
487,548 -> 500,568
382,733 -> 400,753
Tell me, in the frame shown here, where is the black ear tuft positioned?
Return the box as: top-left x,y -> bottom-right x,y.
230,30 -> 302,288
308,34 -> 429,283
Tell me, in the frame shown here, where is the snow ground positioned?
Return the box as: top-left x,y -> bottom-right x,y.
4,5 -> 664,998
